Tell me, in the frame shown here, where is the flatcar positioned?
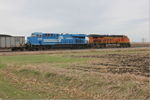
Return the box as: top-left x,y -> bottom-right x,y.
88,34 -> 131,48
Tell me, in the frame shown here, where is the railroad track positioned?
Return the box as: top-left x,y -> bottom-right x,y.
0,42 -> 150,53
0,46 -> 149,55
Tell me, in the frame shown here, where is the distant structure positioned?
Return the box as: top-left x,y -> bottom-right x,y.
142,38 -> 145,43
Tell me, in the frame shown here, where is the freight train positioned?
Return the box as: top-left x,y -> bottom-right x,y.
0,32 -> 130,51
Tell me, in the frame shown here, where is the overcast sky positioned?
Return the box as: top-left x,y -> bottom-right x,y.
0,0 -> 149,42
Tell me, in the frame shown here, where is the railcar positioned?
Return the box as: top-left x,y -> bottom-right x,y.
0,34 -> 25,50
26,32 -> 88,50
88,34 -> 131,48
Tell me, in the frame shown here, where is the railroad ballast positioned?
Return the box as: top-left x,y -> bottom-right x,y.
0,32 -> 131,51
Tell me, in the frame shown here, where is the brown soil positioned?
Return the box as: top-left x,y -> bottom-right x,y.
131,42 -> 150,47
70,52 -> 150,77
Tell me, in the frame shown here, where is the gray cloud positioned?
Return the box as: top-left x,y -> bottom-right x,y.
0,0 -> 149,42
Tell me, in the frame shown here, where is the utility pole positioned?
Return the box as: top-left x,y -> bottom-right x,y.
142,38 -> 145,43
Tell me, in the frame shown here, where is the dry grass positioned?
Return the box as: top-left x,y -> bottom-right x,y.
0,47 -> 149,99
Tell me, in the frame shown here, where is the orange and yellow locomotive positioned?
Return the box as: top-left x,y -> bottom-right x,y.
88,34 -> 130,48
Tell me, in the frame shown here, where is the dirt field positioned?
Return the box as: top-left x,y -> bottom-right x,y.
0,47 -> 149,99
131,42 -> 150,47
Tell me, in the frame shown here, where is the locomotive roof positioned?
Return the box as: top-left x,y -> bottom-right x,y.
32,32 -> 86,37
88,34 -> 125,37
0,34 -> 12,37
65,34 -> 86,37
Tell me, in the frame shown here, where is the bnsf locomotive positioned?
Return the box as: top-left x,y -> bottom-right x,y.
88,34 -> 130,48
0,32 -> 130,51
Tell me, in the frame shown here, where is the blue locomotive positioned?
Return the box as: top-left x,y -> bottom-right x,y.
26,32 -> 88,50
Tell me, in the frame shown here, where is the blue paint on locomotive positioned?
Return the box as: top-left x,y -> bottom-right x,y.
27,32 -> 87,45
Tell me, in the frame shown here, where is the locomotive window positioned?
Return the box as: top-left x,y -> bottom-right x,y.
31,34 -> 36,37
79,37 -> 85,39
47,34 -> 50,37
45,34 -> 50,37
38,35 -> 42,37
56,34 -> 59,39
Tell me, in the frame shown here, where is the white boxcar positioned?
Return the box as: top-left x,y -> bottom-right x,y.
0,34 -> 25,49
